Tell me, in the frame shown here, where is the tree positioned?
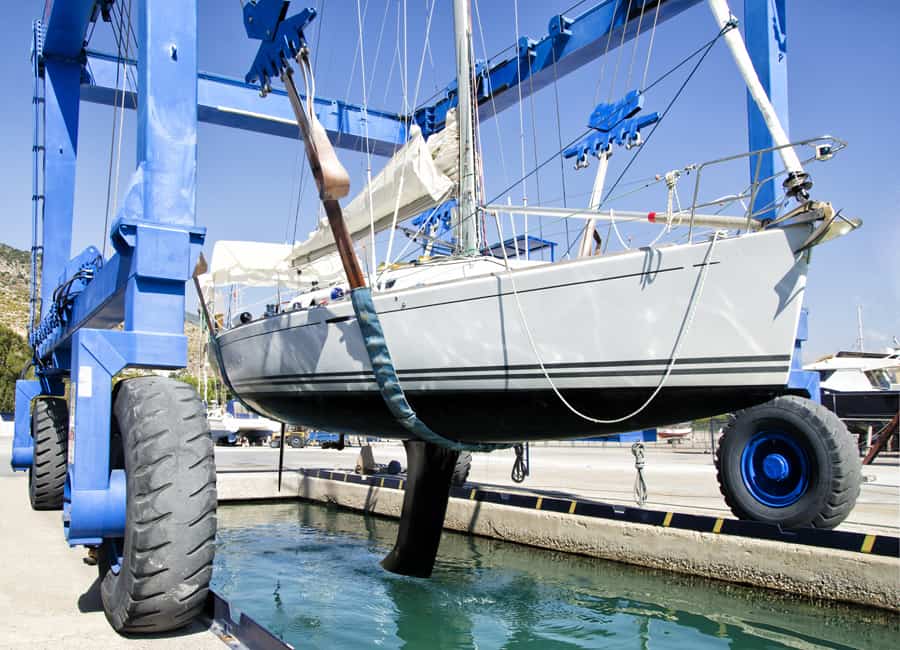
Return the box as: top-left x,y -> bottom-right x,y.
0,325 -> 31,413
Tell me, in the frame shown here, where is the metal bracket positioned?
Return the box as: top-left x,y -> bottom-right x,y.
244,2 -> 316,94
563,90 -> 660,168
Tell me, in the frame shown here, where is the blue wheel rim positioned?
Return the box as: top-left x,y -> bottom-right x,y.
740,430 -> 809,508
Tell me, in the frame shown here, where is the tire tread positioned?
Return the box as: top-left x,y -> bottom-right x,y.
29,398 -> 68,511
715,395 -> 861,529
100,376 -> 216,634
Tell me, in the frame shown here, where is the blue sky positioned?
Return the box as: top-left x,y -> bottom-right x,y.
0,0 -> 897,359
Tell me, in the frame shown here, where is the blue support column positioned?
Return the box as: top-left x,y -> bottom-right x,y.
63,0 -> 204,547
744,1 -> 816,399
788,309 -> 820,402
744,0 -> 788,221
10,381 -> 42,472
40,59 -> 80,318
121,0 -> 200,335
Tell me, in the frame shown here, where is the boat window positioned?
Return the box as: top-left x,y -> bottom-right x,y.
865,369 -> 892,390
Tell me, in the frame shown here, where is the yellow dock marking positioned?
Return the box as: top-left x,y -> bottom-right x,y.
344,473 -> 349,482
568,500 -> 577,515
379,478 -> 385,488
535,497 -> 543,510
861,535 -> 876,553
398,480 -> 404,490
469,488 -> 477,500
662,512 -> 673,527
713,518 -> 724,534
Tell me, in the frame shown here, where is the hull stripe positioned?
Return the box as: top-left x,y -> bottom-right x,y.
232,355 -> 792,386
232,364 -> 790,389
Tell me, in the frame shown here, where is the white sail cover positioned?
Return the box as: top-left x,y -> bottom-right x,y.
290,110 -> 459,268
199,240 -> 345,291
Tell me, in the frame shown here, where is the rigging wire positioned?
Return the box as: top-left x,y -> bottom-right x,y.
378,0 -> 439,284
356,0 -> 378,282
640,0 -> 663,91
102,0 -> 135,260
289,0 -> 327,244
550,47 -> 572,257
592,0 -> 621,105
512,0 -> 529,257
472,0 -> 512,239
598,23 -> 732,210
606,0 -> 633,103
526,72 -> 545,259
625,0 -> 647,89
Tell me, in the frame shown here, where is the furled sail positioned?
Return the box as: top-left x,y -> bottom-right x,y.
289,110 -> 460,268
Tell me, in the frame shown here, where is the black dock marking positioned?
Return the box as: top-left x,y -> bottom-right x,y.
303,469 -> 897,558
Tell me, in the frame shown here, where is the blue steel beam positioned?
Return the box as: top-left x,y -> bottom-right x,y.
744,0 -> 788,221
41,0 -> 97,60
41,60 -> 81,319
414,0 -> 703,136
83,51 -> 408,156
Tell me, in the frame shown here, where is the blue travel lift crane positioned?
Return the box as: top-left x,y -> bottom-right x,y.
10,0 -> 821,633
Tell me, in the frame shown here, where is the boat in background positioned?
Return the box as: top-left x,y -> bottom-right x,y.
207,399 -> 281,446
805,350 -> 899,424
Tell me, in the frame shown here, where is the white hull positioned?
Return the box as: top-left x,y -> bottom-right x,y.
217,226 -> 810,442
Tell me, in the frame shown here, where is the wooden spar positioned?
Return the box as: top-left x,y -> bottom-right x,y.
282,59 -> 367,289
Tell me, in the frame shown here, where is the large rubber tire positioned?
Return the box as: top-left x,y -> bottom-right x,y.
451,451 -> 472,487
289,434 -> 304,449
99,377 -> 217,634
29,397 -> 68,510
716,395 -> 861,529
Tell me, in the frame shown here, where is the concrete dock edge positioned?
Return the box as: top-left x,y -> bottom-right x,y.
216,470 -> 900,612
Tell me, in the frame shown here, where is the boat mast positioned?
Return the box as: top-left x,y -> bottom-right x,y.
452,0 -> 481,256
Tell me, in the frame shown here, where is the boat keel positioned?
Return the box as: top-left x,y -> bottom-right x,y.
381,440 -> 459,578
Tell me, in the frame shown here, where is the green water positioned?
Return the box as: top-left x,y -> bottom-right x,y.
212,503 -> 896,649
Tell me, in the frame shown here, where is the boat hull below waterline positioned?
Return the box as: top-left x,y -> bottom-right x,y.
217,226 -> 810,442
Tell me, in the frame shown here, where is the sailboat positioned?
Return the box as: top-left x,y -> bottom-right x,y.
211,0 -> 850,441
201,0 -> 863,575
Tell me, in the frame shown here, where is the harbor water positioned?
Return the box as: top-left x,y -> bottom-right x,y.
213,502 -> 896,649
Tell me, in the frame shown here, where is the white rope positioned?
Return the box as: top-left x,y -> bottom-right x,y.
632,442 -> 648,506
609,209 -> 631,250
494,208 -> 722,426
